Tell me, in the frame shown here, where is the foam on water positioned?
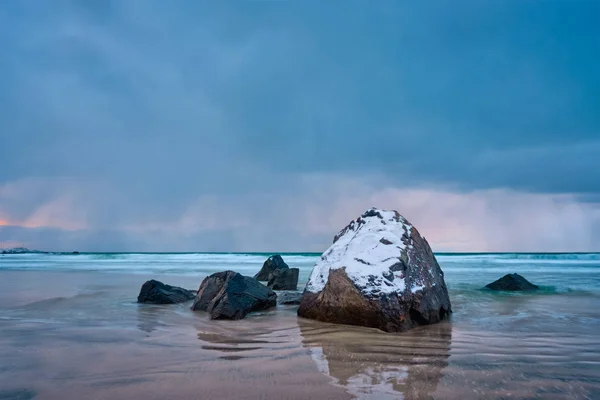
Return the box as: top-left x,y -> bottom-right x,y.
437,252 -> 600,263
2,252 -> 600,294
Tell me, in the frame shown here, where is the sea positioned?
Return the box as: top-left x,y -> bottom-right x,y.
1,252 -> 599,399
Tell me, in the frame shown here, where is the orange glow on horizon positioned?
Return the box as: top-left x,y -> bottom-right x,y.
0,218 -> 25,227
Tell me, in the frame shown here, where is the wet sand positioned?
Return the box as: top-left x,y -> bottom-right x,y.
1,270 -> 599,399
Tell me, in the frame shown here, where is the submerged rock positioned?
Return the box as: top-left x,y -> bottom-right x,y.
137,280 -> 196,304
192,271 -> 277,319
254,255 -> 289,281
297,208 -> 452,332
276,291 -> 303,305
485,273 -> 539,291
268,267 -> 299,291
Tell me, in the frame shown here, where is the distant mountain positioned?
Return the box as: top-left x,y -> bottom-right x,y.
1,247 -> 46,254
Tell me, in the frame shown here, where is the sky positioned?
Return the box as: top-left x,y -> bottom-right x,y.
1,0 -> 599,252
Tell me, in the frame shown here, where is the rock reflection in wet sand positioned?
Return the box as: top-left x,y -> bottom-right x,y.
299,319 -> 452,399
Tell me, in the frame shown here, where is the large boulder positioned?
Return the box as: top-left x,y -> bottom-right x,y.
137,279 -> 196,304
485,273 -> 539,291
297,208 -> 452,332
192,271 -> 277,319
268,267 -> 299,291
254,255 -> 289,281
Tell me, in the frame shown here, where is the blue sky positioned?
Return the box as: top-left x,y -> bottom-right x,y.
1,1 -> 599,252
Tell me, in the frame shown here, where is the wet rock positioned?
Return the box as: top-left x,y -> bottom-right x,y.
192,271 -> 277,319
254,254 -> 289,281
485,273 -> 539,291
268,267 -> 299,291
298,208 -> 452,332
137,279 -> 196,304
276,291 -> 303,305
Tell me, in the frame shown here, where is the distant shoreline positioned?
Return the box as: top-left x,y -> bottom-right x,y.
2,249 -> 599,256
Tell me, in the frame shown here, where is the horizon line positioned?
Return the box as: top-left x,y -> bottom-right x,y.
2,250 -> 600,255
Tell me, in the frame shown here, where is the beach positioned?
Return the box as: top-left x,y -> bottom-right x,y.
1,253 -> 600,399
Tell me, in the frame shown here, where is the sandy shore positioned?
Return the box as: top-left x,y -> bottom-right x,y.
1,269 -> 599,399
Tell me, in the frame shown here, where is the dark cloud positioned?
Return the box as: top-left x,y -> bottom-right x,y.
226,2 -> 600,194
0,1 -> 599,250
2,1 -> 599,190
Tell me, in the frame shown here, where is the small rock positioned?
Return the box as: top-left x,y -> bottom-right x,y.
192,271 -> 277,319
485,273 -> 539,291
268,268 -> 299,291
254,254 -> 289,281
276,291 -> 303,305
137,280 -> 196,304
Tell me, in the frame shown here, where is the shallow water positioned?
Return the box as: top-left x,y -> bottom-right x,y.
1,253 -> 599,399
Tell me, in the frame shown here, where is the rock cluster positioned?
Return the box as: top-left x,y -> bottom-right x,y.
136,209 -> 457,331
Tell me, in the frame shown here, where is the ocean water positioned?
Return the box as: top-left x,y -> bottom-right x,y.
1,252 -> 599,399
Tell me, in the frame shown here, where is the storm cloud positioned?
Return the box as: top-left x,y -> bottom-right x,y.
1,1 -> 599,251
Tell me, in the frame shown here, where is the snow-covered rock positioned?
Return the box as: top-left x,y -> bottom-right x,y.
297,208 -> 451,332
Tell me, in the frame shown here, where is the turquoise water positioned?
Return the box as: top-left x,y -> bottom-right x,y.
1,252 -> 599,399
2,251 -> 600,293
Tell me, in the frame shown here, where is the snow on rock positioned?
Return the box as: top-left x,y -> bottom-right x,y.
298,208 -> 452,332
306,208 -> 413,295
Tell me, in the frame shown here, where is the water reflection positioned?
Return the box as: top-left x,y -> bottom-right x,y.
136,304 -> 169,333
299,319 -> 452,399
193,312 -> 307,361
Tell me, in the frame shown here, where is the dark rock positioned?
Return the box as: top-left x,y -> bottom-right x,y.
485,273 -> 539,291
276,291 -> 303,305
254,254 -> 289,281
268,267 -> 299,291
192,271 -> 277,319
298,208 -> 451,333
137,279 -> 196,304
